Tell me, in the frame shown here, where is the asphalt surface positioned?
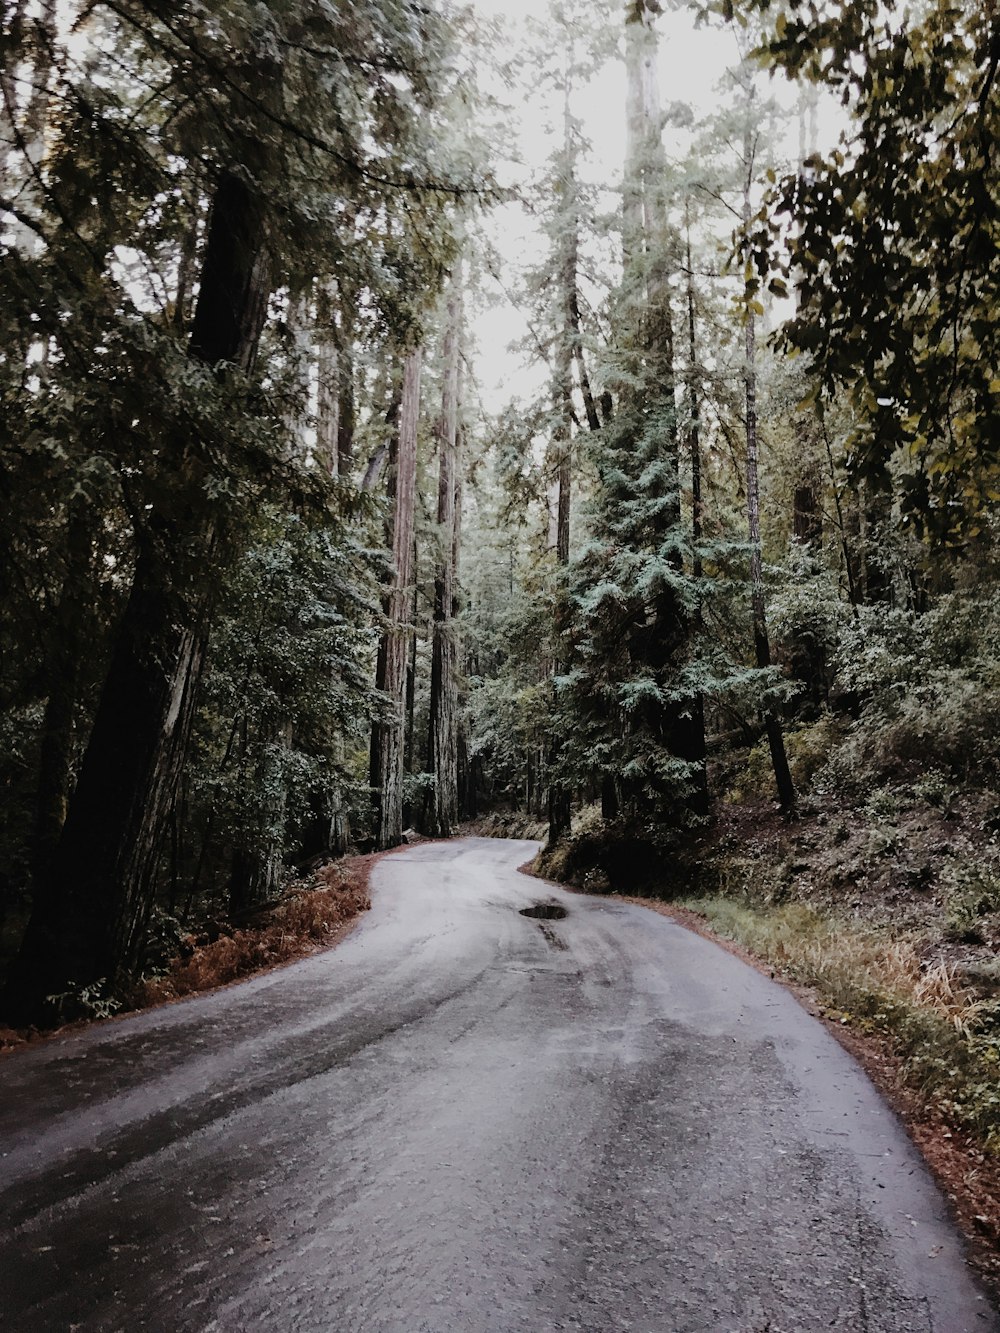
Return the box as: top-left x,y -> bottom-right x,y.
0,836 -> 996,1332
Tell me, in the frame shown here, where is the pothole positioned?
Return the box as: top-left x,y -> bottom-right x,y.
519,903 -> 568,920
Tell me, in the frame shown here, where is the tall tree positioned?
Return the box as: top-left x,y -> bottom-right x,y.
742,110 -> 795,813
371,349 -> 422,849
563,0 -> 706,836
8,171 -> 272,1008
427,277 -> 463,837
545,59 -> 582,849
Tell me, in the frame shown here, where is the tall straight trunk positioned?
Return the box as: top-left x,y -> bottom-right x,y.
337,292 -> 356,478
315,280 -> 340,476
427,282 -> 462,838
547,81 -> 577,850
282,288 -> 312,453
793,483 -> 822,546
742,120 -> 795,813
173,217 -> 199,331
5,173 -> 271,1018
684,214 -> 709,807
372,349 -> 421,849
862,476 -> 892,603
404,562 -> 418,779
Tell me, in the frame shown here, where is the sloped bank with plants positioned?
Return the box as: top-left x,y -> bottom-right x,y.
533,593 -> 1000,1293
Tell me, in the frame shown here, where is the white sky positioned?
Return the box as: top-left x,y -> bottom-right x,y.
466,0 -> 836,417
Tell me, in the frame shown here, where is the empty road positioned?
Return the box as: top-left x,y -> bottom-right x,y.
0,837 -> 995,1331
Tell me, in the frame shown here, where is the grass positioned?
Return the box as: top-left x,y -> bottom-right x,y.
680,895 -> 1000,1152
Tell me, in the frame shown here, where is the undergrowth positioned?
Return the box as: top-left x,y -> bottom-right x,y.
135,861 -> 370,1006
682,896 -> 1000,1151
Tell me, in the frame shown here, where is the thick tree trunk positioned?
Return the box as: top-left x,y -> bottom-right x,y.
371,349 -> 421,849
426,283 -> 462,838
4,173 -> 271,1018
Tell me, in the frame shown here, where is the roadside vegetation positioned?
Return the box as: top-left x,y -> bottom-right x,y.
0,858 -> 372,1051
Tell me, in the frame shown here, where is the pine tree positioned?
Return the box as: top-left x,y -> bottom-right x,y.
555,0 -> 707,858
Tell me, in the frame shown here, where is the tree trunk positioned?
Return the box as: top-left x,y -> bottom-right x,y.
337,292 -> 356,478
371,349 -> 421,849
793,482 -> 822,546
426,282 -> 462,838
4,172 -> 271,1019
743,118 -> 795,814
684,214 -> 709,810
30,504 -> 92,891
862,475 -> 892,603
546,83 -> 577,851
315,280 -> 340,476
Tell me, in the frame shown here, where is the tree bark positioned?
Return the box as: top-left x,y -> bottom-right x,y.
546,81 -> 577,850
337,292 -> 356,478
315,281 -> 340,476
742,116 -> 795,814
4,172 -> 272,1018
426,282 -> 462,838
371,349 -> 421,849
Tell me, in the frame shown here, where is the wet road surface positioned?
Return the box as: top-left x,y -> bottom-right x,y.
1,837 -> 996,1331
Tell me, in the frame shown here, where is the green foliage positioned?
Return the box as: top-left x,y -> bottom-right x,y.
0,0 -> 488,1004
811,593 -> 1000,795
943,860 -> 1000,947
187,505 -> 381,903
742,0 -> 1000,539
44,979 -> 123,1023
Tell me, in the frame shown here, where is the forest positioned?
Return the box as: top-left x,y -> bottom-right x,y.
1,0 -> 999,1209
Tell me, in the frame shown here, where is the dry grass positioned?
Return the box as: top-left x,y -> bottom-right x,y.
678,897 -> 1000,1151
618,892 -> 1000,1297
685,899 -> 978,1027
135,860 -> 371,1006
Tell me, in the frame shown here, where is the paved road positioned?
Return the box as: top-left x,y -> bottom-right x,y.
0,838 -> 995,1332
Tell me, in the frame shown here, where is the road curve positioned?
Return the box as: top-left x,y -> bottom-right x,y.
0,837 -> 995,1332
